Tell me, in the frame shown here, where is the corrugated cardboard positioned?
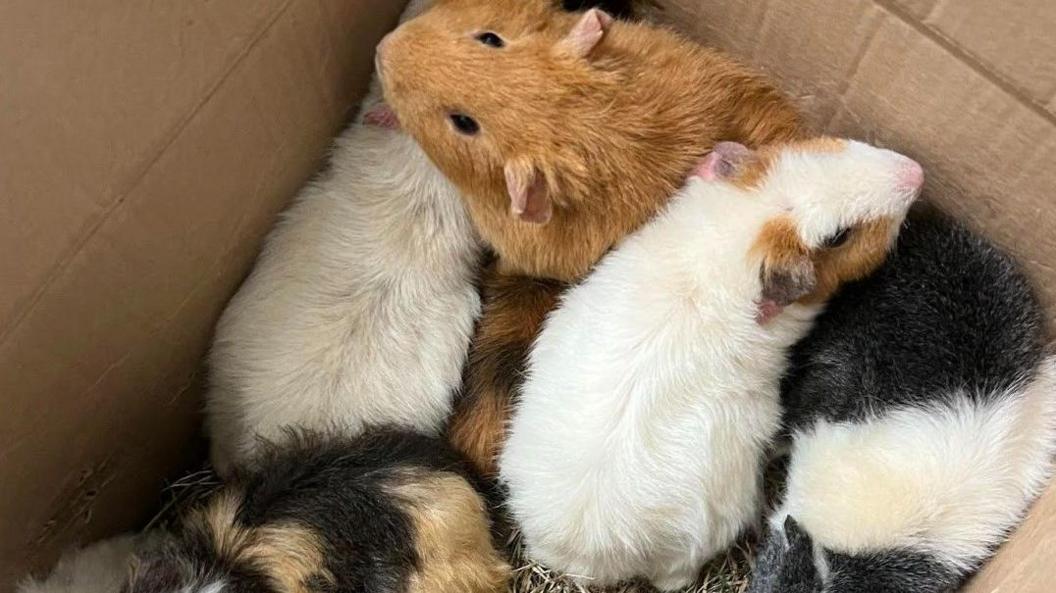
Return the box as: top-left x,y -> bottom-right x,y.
657,1 -> 1056,590
2,0 -> 1053,591
0,0 -> 404,587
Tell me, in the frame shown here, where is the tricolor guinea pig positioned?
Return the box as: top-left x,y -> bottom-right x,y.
123,429 -> 509,593
749,208 -> 1056,593
498,138 -> 923,591
375,0 -> 804,477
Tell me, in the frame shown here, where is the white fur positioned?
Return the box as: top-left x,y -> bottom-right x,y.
774,356 -> 1056,574
183,583 -> 226,593
500,141 -> 919,590
206,0 -> 479,474
768,141 -> 919,249
18,534 -> 139,593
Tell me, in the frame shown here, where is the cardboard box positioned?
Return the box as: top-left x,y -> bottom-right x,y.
1,0 -> 1053,590
656,1 -> 1056,591
0,0 -> 404,586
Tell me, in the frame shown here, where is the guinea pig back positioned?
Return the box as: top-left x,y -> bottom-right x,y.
377,0 -> 803,281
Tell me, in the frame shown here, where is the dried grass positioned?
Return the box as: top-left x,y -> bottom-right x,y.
506,528 -> 755,593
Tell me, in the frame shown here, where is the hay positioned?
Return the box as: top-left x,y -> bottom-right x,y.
506,529 -> 754,593
141,467 -> 221,533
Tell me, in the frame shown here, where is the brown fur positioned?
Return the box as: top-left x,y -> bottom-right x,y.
731,137 -> 846,191
190,491 -> 334,593
448,263 -> 566,477
380,0 -> 804,480
386,471 -> 511,593
806,218 -> 897,303
379,0 -> 804,281
753,216 -> 817,306
744,137 -> 902,307
752,213 -> 899,308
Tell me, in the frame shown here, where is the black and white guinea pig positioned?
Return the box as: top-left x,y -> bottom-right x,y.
750,206 -> 1056,593
124,429 -> 509,593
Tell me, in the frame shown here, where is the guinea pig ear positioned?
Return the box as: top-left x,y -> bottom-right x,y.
783,516 -> 814,550
756,221 -> 817,324
693,141 -> 753,181
125,551 -> 185,593
557,8 -> 613,58
362,103 -> 401,130
505,158 -> 553,224
778,517 -> 824,592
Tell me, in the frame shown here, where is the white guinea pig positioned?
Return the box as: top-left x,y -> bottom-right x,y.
204,0 -> 481,474
18,534 -> 143,593
498,137 -> 924,590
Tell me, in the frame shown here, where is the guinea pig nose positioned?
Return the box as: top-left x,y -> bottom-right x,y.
897,158 -> 924,192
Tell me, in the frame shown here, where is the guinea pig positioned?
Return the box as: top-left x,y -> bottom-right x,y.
377,1 -> 802,281
749,208 -> 1056,593
377,0 -> 804,477
203,0 -> 484,475
122,429 -> 509,593
498,138 -> 924,591
561,0 -> 653,19
18,534 -> 143,593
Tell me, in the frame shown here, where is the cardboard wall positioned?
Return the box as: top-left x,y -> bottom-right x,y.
0,0 -> 404,587
2,0 -> 1053,591
653,1 -> 1056,590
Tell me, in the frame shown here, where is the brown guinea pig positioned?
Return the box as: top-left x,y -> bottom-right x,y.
377,0 -> 804,476
376,0 -> 802,281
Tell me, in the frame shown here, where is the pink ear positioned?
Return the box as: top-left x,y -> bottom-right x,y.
362,103 -> 400,130
505,160 -> 552,224
755,299 -> 784,325
692,141 -> 752,181
558,8 -> 613,58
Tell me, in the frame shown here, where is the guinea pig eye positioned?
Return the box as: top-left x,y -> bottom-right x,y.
449,113 -> 480,136
822,228 -> 851,249
475,32 -> 505,48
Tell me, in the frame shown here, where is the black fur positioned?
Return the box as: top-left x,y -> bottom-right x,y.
750,206 -> 1048,593
126,428 -> 484,593
782,205 -> 1046,431
749,518 -> 822,593
826,549 -> 962,593
749,519 -> 962,593
560,0 -> 646,19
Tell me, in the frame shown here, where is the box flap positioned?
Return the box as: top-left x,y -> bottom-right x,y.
0,0 -> 404,585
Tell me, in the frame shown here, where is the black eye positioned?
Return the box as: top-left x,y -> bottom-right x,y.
823,228 -> 851,249
449,113 -> 480,135
475,32 -> 505,48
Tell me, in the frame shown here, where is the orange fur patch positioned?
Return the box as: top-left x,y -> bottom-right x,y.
752,216 -> 815,305
806,218 -> 897,303
752,216 -> 898,306
448,265 -> 566,477
386,471 -> 511,593
794,136 -> 846,154
732,137 -> 847,190
191,491 -> 334,593
730,149 -> 777,191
